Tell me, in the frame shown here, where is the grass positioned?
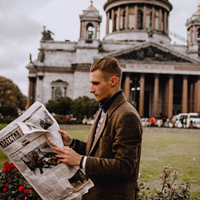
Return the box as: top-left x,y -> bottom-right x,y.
0,123 -> 200,198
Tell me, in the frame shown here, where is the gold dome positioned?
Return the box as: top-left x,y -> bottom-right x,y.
86,1 -> 97,11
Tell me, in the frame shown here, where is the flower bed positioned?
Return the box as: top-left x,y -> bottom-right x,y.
0,162 -> 41,200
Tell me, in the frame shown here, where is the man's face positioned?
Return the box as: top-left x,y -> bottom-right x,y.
89,69 -> 113,103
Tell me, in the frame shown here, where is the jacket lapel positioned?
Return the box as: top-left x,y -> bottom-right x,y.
88,114 -> 108,155
86,108 -> 102,155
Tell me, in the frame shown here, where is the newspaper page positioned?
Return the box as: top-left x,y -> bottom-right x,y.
0,101 -> 94,200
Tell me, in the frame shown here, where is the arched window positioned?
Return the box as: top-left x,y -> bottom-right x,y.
137,10 -> 143,29
149,11 -> 152,28
86,23 -> 94,39
114,14 -> 117,31
122,11 -> 126,29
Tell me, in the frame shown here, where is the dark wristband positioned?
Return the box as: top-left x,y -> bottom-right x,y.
69,138 -> 75,148
80,156 -> 84,169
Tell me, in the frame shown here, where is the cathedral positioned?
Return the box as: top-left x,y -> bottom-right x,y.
26,0 -> 200,118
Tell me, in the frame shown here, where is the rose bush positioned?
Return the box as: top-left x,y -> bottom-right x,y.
0,162 -> 41,200
138,165 -> 200,200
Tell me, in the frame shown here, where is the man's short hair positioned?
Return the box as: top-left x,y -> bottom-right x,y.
90,57 -> 122,82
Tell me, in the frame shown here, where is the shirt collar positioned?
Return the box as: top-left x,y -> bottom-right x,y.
99,89 -> 123,113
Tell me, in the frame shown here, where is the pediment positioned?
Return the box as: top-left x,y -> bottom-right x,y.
105,42 -> 199,65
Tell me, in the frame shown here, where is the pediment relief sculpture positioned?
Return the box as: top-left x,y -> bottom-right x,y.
115,46 -> 192,63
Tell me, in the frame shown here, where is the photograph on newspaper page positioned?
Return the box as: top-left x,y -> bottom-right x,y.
0,101 -> 94,200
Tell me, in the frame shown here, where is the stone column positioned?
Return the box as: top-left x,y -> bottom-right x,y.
182,75 -> 188,113
80,21 -> 82,38
190,27 -> 193,43
197,76 -> 200,112
134,5 -> 138,29
124,73 -> 130,101
159,8 -> 162,31
168,75 -> 174,117
27,77 -> 36,108
111,9 -> 115,32
125,5 -> 129,29
194,26 -> 197,42
139,74 -> 145,117
106,11 -> 110,34
152,7 -> 155,29
81,21 -> 85,38
189,83 -> 194,112
164,10 -> 167,33
153,74 -> 159,117
95,23 -> 98,39
143,5 -> 146,29
118,7 -> 121,31
166,13 -> 169,34
194,81 -> 198,112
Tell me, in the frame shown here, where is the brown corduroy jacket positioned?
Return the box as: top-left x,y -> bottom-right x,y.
74,92 -> 143,200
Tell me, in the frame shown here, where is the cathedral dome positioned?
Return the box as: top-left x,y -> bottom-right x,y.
103,0 -> 172,44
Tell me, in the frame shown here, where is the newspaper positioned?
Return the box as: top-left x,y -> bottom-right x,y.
0,101 -> 94,200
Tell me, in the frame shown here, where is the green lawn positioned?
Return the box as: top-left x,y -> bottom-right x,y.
0,123 -> 200,198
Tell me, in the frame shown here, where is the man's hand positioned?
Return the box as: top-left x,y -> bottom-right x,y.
52,146 -> 82,166
58,130 -> 73,146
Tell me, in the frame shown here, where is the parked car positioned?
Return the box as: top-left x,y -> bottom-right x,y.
175,113 -> 200,128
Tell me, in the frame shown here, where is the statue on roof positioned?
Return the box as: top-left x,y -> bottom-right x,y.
41,26 -> 54,41
29,53 -> 33,63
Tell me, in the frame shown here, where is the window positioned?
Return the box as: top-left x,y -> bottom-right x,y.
122,11 -> 126,29
149,11 -> 152,28
114,14 -> 117,31
137,10 -> 143,29
86,23 -> 94,39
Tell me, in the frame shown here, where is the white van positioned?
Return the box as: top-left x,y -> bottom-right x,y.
175,113 -> 200,128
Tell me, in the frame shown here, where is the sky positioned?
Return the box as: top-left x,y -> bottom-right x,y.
0,0 -> 199,97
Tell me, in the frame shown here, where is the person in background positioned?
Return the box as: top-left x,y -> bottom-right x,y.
52,56 -> 143,200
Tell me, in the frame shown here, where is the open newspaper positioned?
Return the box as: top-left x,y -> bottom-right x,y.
0,101 -> 94,200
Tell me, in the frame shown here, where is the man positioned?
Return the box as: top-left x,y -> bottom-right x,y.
52,57 -> 143,200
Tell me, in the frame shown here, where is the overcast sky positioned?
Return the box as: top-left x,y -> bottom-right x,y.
0,0 -> 199,96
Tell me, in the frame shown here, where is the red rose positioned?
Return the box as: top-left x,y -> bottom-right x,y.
3,188 -> 7,192
24,197 -> 28,200
5,183 -> 9,187
152,197 -> 155,200
4,162 -> 9,166
0,193 -> 2,196
9,163 -> 15,168
24,189 -> 30,194
3,168 -> 6,173
19,185 -> 25,192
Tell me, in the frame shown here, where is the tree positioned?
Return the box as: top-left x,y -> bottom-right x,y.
0,76 -> 27,118
71,96 -> 99,120
45,97 -> 73,116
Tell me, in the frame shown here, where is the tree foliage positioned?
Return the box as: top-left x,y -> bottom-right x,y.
45,97 -> 73,116
71,96 -> 99,120
45,96 -> 99,120
0,76 -> 27,118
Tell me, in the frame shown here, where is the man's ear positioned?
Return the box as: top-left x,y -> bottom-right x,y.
110,76 -> 118,87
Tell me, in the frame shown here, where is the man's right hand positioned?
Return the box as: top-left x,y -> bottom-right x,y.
58,130 -> 73,146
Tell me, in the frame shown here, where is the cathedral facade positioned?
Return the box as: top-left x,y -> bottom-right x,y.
26,0 -> 200,118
